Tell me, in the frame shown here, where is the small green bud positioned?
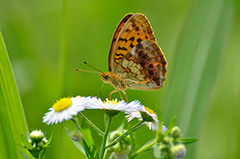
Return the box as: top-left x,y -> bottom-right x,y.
108,129 -> 131,158
159,144 -> 169,153
37,141 -> 45,148
170,126 -> 182,139
30,130 -> 45,142
42,137 -> 48,143
69,129 -> 83,142
171,144 -> 186,159
162,136 -> 171,144
28,139 -> 32,144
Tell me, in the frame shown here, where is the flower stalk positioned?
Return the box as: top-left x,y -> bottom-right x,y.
130,139 -> 156,159
78,112 -> 104,136
99,115 -> 113,159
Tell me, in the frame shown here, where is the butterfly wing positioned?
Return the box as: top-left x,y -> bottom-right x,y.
109,13 -> 156,74
117,40 -> 167,90
108,13 -> 133,72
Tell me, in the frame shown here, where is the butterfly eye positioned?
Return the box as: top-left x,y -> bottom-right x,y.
105,75 -> 109,80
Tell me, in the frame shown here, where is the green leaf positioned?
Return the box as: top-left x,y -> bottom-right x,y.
81,118 -> 99,159
42,133 -> 53,148
127,122 -> 135,157
65,128 -> 86,156
153,144 -> 161,159
19,151 -> 32,159
39,148 -> 47,159
179,138 -> 199,145
0,31 -> 29,158
165,116 -> 177,135
20,134 -> 33,150
157,110 -> 163,134
129,139 -> 155,159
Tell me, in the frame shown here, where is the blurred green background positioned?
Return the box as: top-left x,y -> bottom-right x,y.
0,0 -> 239,158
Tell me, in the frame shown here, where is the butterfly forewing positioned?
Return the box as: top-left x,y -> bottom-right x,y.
109,13 -> 156,73
108,14 -> 133,72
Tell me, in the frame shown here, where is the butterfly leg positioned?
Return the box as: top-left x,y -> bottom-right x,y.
99,83 -> 105,99
121,90 -> 128,103
109,89 -> 119,100
125,79 -> 148,84
118,90 -> 124,101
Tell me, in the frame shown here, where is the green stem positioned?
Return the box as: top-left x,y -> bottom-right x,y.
130,139 -> 156,159
71,117 -> 80,130
78,113 -> 104,136
99,115 -> 113,159
58,0 -> 68,96
106,121 -> 144,148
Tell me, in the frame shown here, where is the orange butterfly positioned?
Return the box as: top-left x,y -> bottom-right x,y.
99,13 -> 167,102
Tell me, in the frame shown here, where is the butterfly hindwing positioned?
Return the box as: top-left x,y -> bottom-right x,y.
116,40 -> 167,90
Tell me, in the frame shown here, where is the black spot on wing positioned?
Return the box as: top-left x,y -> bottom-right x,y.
137,38 -> 142,43
114,57 -> 123,64
130,43 -> 134,48
119,37 -> 128,42
115,53 -> 125,57
129,37 -> 135,41
117,46 -> 127,51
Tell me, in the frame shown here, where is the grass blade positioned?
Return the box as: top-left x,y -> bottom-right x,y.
0,31 -> 28,158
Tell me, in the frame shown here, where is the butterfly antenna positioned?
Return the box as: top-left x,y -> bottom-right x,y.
83,61 -> 103,73
75,68 -> 99,74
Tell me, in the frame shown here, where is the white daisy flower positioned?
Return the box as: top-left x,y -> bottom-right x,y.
43,96 -> 86,125
126,106 -> 167,132
85,97 -> 142,112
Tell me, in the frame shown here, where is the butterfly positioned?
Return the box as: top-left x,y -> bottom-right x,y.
99,13 -> 167,102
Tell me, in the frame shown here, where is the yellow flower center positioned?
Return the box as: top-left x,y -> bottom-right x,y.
144,106 -> 155,115
140,106 -> 158,122
52,97 -> 72,112
105,100 -> 118,105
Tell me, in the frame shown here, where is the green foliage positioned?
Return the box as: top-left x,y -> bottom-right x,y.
179,138 -> 199,145
0,32 -> 28,158
81,119 -> 99,159
128,122 -> 135,157
65,128 -> 86,156
20,131 -> 52,159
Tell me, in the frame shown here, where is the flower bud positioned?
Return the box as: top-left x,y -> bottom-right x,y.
159,144 -> 169,153
69,129 -> 83,142
108,129 -> 131,158
28,139 -> 32,144
162,136 -> 171,144
171,144 -> 186,159
170,126 -> 182,139
37,141 -> 45,148
42,137 -> 48,143
30,130 -> 44,142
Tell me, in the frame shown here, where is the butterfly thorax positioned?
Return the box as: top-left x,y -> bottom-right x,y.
100,72 -> 127,90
